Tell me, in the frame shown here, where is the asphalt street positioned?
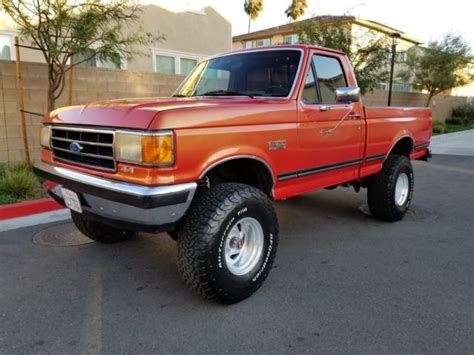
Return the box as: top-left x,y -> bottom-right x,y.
0,155 -> 472,354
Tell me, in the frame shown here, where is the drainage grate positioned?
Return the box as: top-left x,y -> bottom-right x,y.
33,222 -> 94,247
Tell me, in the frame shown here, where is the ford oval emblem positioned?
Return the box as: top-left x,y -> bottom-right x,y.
69,142 -> 83,153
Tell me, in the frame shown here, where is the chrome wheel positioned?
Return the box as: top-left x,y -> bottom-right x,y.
224,217 -> 264,276
394,173 -> 409,206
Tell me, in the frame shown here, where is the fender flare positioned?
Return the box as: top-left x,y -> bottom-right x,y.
385,134 -> 414,160
199,154 -> 276,193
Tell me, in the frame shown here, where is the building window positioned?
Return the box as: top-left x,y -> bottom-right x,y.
152,49 -> 204,75
283,34 -> 299,44
378,82 -> 413,92
378,83 -> 389,91
245,40 -> 253,49
155,54 -> 176,74
180,58 -> 198,75
397,51 -> 408,63
76,48 -> 123,69
256,38 -> 271,47
0,33 -> 13,61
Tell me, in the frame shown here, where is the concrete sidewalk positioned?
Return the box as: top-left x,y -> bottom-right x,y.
430,129 -> 474,156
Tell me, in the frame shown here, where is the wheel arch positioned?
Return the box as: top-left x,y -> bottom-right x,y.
387,134 -> 414,159
199,155 -> 275,197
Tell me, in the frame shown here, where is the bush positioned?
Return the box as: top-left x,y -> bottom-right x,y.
0,162 -> 42,203
0,170 -> 39,199
432,121 -> 446,134
445,116 -> 463,125
452,102 -> 474,126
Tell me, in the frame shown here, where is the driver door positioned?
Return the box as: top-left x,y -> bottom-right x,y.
296,52 -> 364,191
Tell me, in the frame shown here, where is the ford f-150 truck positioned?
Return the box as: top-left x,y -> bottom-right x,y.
34,45 -> 431,303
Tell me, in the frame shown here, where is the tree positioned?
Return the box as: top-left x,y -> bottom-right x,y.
1,0 -> 164,111
399,33 -> 473,106
244,0 -> 263,33
285,0 -> 308,22
296,18 -> 391,94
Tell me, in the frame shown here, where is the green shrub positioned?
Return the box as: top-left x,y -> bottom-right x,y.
445,116 -> 463,125
0,170 -> 39,199
0,163 -> 39,200
0,192 -> 17,205
452,102 -> 474,126
432,121 -> 446,134
8,161 -> 31,174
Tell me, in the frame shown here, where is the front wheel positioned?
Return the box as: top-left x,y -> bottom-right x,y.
177,183 -> 279,304
71,211 -> 136,243
367,154 -> 414,221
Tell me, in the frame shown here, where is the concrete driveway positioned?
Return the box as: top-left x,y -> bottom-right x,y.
431,129 -> 474,156
0,155 -> 472,354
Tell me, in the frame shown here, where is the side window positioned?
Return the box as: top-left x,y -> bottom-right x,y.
302,65 -> 318,104
313,55 -> 347,104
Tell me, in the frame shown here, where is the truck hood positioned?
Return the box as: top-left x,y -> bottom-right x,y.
45,97 -> 223,130
45,96 -> 295,130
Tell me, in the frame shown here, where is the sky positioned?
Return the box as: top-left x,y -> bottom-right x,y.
145,0 -> 473,46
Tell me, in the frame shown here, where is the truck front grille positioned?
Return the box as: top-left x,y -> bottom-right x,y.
51,127 -> 116,171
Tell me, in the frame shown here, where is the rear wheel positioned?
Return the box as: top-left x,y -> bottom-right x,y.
177,183 -> 279,304
367,154 -> 414,221
71,211 -> 136,243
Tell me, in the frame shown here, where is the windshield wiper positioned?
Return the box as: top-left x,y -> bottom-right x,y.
199,90 -> 254,98
172,94 -> 189,97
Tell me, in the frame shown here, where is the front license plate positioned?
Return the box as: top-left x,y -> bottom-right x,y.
61,188 -> 82,213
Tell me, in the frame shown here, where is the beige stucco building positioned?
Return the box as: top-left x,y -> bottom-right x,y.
0,4 -> 231,76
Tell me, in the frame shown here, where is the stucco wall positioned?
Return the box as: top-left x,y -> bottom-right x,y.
0,60 -> 469,163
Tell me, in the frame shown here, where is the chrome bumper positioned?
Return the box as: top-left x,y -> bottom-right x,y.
34,161 -> 197,230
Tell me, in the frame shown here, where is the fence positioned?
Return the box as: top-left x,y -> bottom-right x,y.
0,60 -> 470,163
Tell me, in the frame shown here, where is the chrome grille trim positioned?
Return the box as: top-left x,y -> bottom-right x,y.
51,126 -> 116,172
52,147 -> 115,160
51,136 -> 112,147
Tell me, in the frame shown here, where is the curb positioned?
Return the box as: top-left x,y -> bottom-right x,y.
0,209 -> 71,233
0,198 -> 65,221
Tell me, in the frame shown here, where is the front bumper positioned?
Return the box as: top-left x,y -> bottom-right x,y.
34,162 -> 197,231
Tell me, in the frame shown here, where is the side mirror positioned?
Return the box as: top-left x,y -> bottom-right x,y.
335,86 -> 360,103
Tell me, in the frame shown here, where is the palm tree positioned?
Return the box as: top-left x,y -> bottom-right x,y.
244,0 -> 264,33
285,0 -> 308,22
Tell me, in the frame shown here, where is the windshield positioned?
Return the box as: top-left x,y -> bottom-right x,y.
174,50 -> 301,98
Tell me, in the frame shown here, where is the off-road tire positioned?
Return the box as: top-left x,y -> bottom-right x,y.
367,154 -> 414,222
71,211 -> 136,243
167,231 -> 178,241
177,183 -> 279,304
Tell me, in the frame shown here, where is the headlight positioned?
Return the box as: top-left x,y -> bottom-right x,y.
40,125 -> 51,148
115,131 -> 174,166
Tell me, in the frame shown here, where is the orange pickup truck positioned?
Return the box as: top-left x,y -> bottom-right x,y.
34,45 -> 431,303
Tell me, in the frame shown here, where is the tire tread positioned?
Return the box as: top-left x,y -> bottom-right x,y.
177,183 -> 278,303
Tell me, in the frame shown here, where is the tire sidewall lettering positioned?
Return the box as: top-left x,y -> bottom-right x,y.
214,202 -> 276,286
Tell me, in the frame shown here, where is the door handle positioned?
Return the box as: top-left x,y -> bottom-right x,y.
320,105 -> 331,111
349,113 -> 361,119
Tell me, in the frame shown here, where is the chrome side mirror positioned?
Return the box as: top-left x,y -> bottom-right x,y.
335,86 -> 360,103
